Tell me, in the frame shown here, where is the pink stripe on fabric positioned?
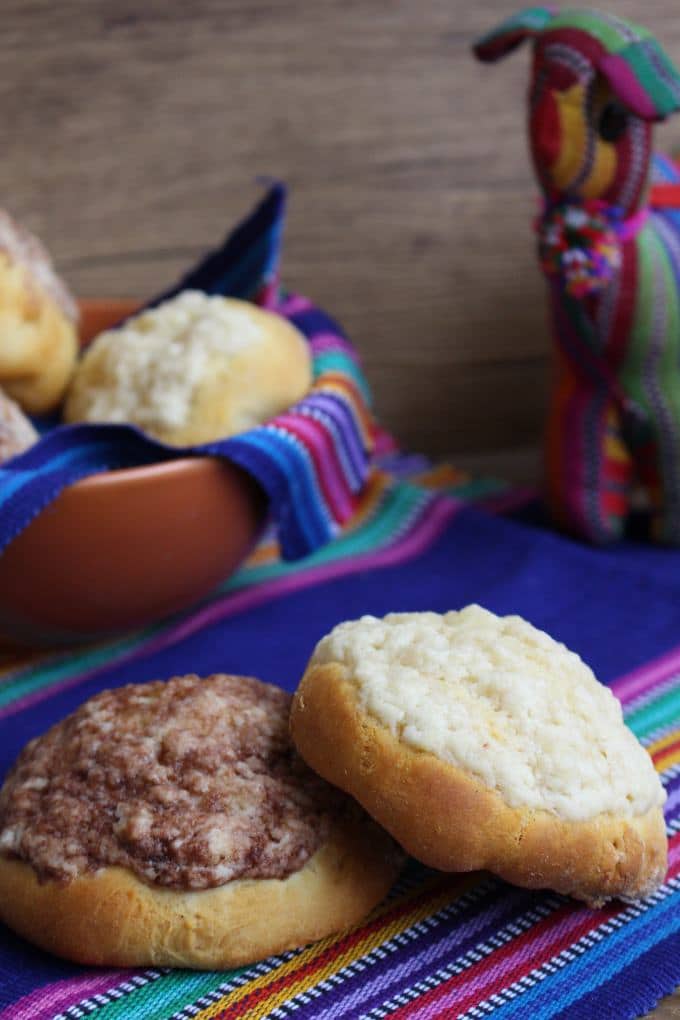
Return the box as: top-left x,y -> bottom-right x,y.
600,54 -> 658,120
402,907 -> 591,1020
611,643 -> 680,703
0,498 -> 459,721
619,208 -> 650,241
373,428 -> 399,455
274,412 -> 353,520
0,971 -> 137,1020
275,293 -> 313,316
98,496 -> 457,665
669,837 -> 680,871
309,332 -> 362,359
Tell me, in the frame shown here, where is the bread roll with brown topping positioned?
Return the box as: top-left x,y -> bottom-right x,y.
0,674 -> 402,968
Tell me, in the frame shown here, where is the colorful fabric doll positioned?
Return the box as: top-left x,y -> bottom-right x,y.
474,8 -> 680,544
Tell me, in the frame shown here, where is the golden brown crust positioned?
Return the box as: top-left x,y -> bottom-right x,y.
177,301 -> 312,446
63,297 -> 312,445
0,810 -> 402,968
290,663 -> 668,906
0,254 -> 78,414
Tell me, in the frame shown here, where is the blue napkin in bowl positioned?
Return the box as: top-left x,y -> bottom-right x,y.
0,185 -> 376,560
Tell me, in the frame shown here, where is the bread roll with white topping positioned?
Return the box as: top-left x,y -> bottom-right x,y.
290,606 -> 667,906
63,291 -> 312,444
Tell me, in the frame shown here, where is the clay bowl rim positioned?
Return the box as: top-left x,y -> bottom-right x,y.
67,456 -> 213,491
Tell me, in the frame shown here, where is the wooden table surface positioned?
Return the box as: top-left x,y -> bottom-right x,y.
1,2 -> 679,1015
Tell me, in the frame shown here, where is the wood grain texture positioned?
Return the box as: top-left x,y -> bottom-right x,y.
0,3 -> 678,1007
2,0 -> 677,464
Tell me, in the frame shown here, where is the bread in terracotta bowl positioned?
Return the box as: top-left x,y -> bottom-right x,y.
0,300 -> 267,647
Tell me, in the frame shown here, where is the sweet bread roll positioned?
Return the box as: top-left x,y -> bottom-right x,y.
290,606 -> 668,906
0,674 -> 402,969
0,386 -> 38,463
0,211 -> 78,414
63,291 -> 312,445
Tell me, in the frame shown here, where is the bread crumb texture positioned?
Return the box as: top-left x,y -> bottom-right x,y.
310,605 -> 665,822
0,209 -> 77,322
65,291 -> 266,436
0,675 -> 347,888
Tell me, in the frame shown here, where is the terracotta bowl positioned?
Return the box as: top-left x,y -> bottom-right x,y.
0,300 -> 267,648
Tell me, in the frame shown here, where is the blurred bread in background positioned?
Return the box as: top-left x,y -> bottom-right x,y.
0,386 -> 38,463
0,211 -> 78,415
64,291 -> 312,445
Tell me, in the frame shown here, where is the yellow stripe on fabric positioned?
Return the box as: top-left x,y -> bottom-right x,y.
604,431 -> 629,463
243,541 -> 280,567
648,729 -> 680,757
239,472 -> 392,572
552,81 -> 617,198
244,472 -> 389,560
190,873 -> 482,1020
346,470 -> 392,525
654,746 -> 680,774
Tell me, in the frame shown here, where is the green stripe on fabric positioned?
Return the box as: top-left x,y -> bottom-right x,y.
656,234 -> 680,377
447,478 -> 510,500
503,6 -> 553,30
653,232 -> 680,540
621,227 -> 680,542
75,967 -> 247,1020
312,351 -> 372,403
518,6 -> 553,30
222,473 -> 501,597
620,223 -> 657,411
550,11 -> 651,52
220,483 -> 429,591
622,42 -> 680,117
0,481 -> 430,709
480,6 -> 553,44
625,683 -> 680,737
0,632 -> 148,709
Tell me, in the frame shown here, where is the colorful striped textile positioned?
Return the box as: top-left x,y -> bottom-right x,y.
476,8 -> 680,548
539,154 -> 680,547
2,481 -> 680,1019
475,7 -> 680,120
0,185 -> 375,560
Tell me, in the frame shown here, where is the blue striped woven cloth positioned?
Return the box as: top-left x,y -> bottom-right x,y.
0,185 -> 375,560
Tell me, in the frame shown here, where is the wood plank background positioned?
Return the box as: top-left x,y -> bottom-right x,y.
1,2 -> 679,1013
1,0 -> 678,482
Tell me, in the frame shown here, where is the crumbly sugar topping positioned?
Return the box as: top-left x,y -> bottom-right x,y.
70,291 -> 265,434
310,605 -> 666,822
0,210 -> 78,322
0,674 -> 347,888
